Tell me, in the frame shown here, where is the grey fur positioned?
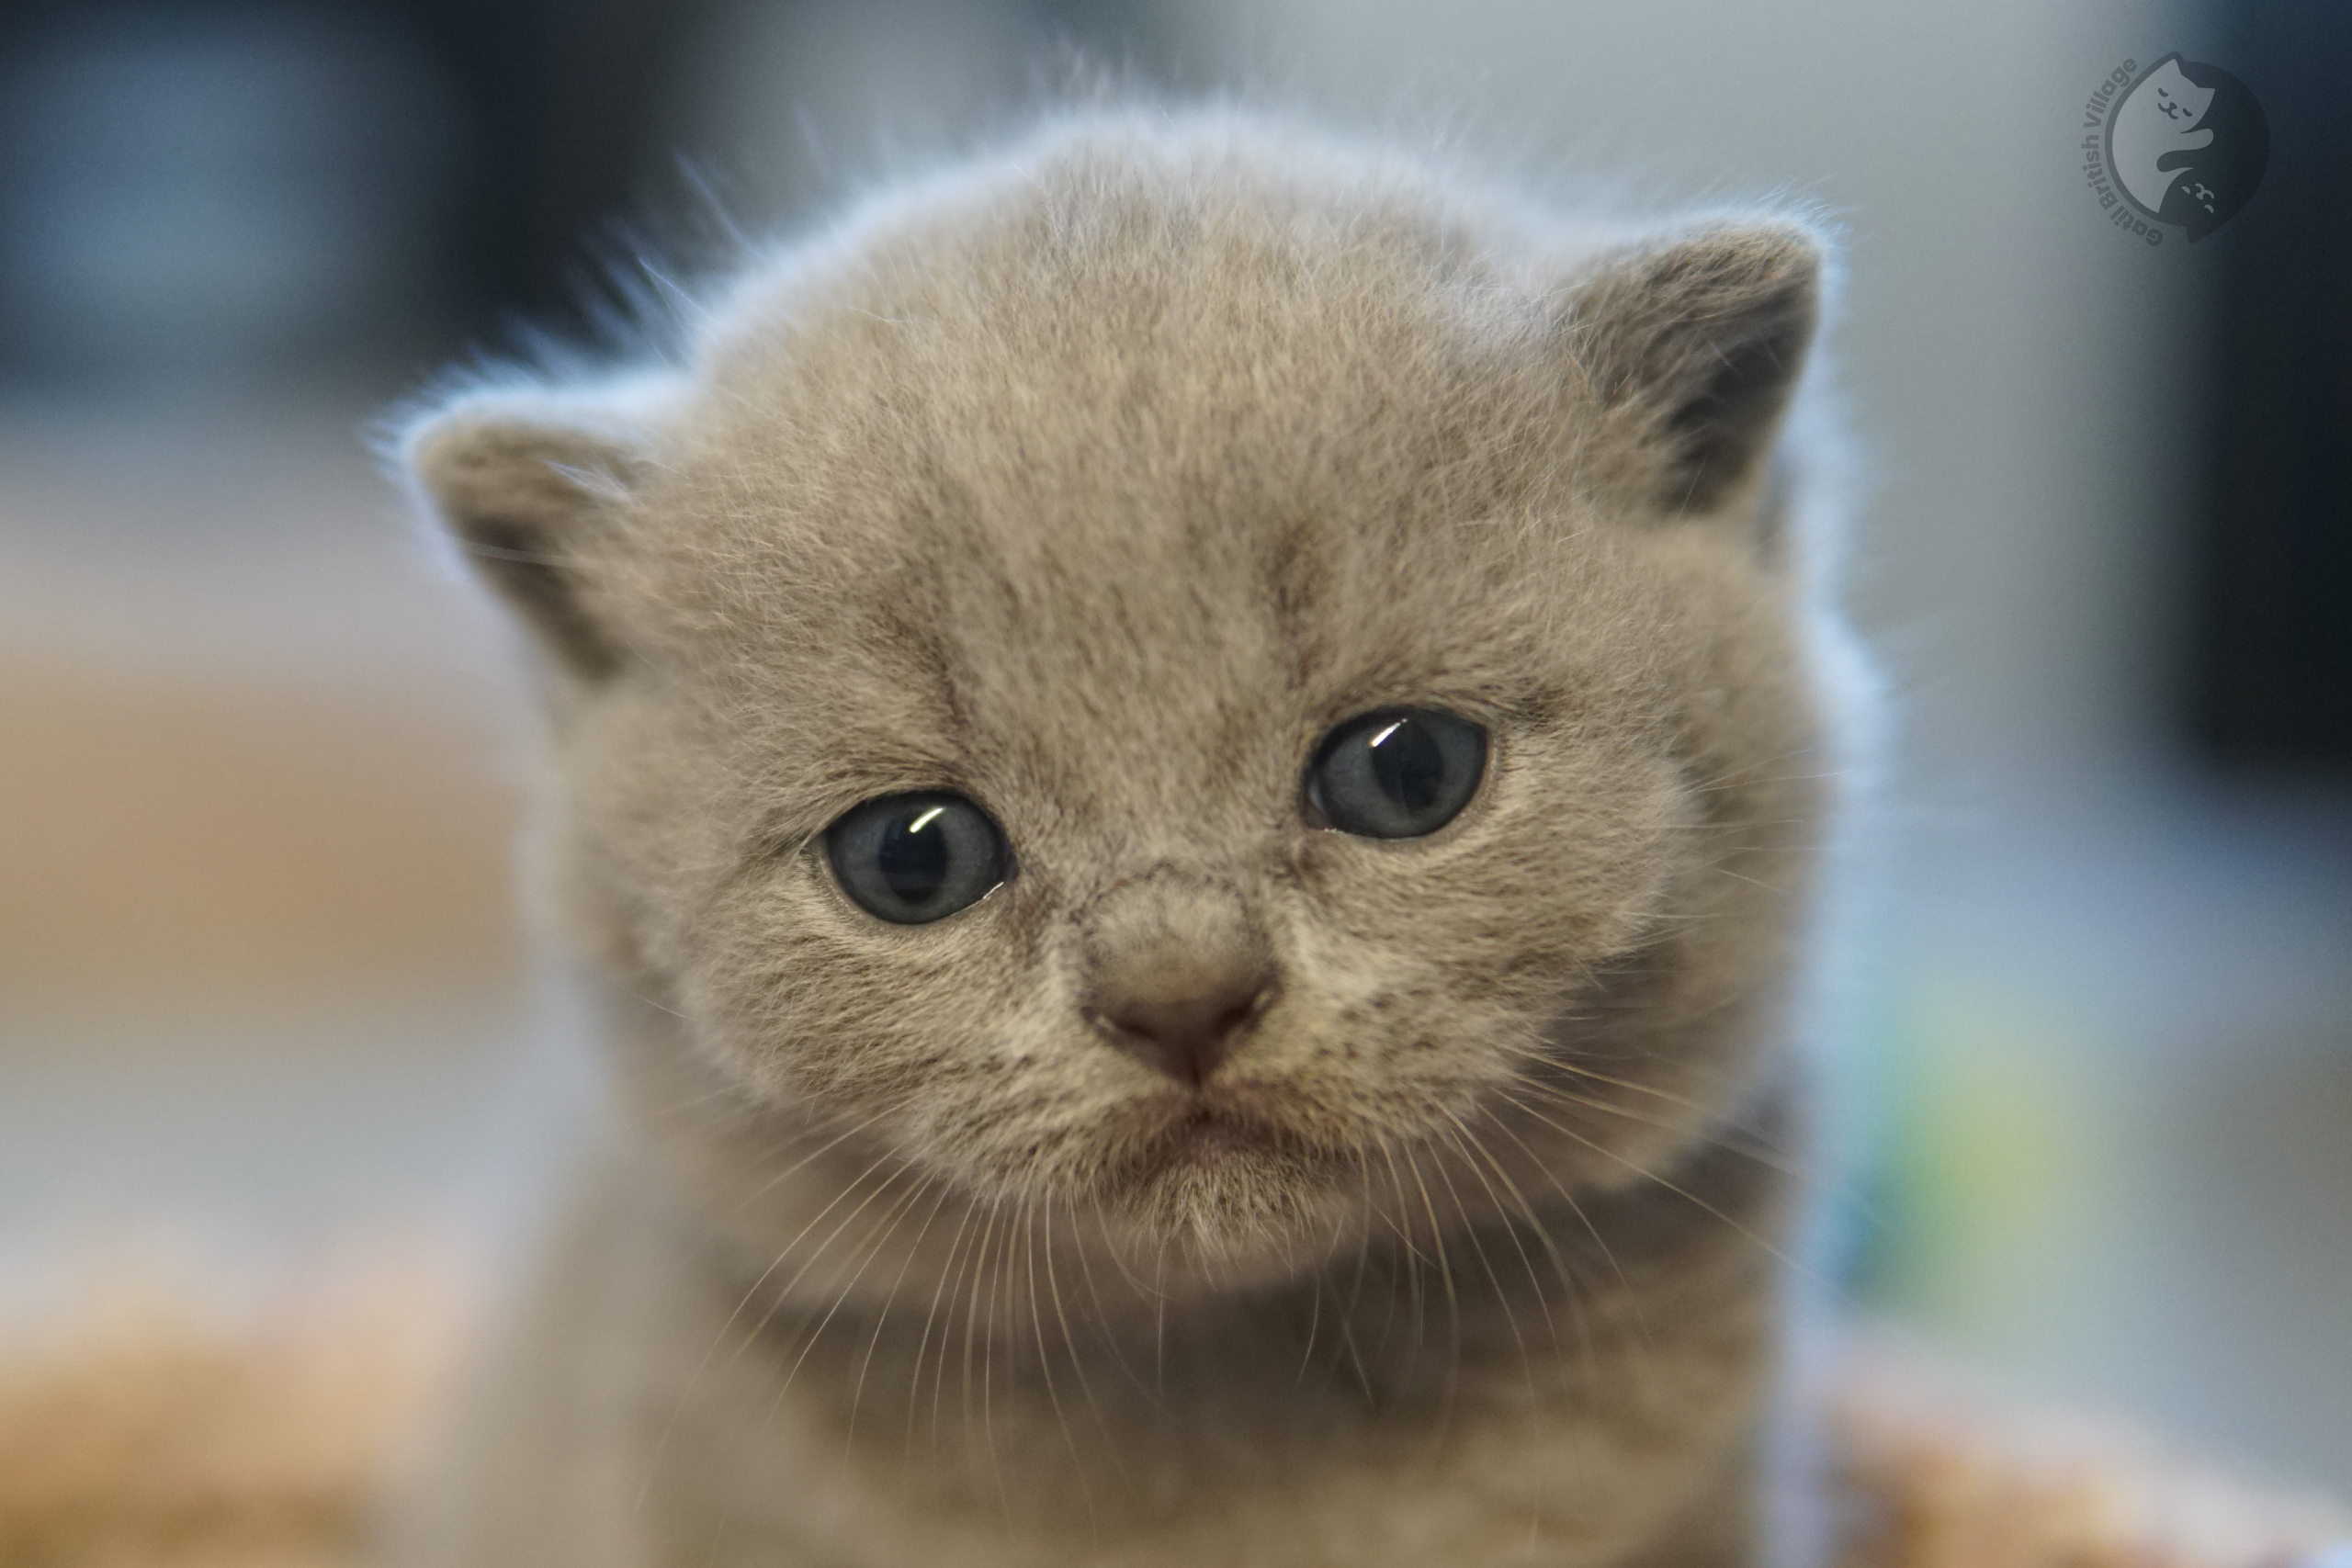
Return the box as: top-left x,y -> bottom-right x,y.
390,109 -> 1860,1568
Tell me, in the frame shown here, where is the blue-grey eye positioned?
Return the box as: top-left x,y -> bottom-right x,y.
825,793 -> 1010,924
1306,709 -> 1487,839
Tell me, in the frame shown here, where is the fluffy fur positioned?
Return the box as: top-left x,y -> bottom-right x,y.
392,110 -> 1859,1568
12,1258 -> 2348,1568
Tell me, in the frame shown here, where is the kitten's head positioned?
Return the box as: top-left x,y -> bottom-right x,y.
401,118 -> 1836,1293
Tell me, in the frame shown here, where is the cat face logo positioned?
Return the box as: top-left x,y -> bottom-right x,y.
2104,53 -> 2267,241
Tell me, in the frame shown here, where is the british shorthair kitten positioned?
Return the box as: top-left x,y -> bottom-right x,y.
392,109 -> 1860,1568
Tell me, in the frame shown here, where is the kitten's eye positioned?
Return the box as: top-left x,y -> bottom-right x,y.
825,793 -> 1011,924
1306,709 -> 1487,839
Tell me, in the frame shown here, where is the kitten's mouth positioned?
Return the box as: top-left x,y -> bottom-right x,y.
1132,1094 -> 1329,1178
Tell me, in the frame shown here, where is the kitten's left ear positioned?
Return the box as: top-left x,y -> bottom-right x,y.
1564,220 -> 1826,517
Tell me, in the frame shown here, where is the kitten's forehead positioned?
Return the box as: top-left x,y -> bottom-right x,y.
663,153 -> 1578,754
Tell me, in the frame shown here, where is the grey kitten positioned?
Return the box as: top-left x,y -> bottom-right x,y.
390,109 -> 1860,1568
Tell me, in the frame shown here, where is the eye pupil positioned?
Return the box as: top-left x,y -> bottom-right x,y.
1368,720 -> 1445,812
877,808 -> 952,904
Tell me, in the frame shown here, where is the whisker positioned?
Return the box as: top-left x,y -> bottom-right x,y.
1509,1077 -> 1808,1179
909,1188 -> 984,1466
759,1161 -> 927,1404
1078,1195 -> 1161,1407
1023,1203 -> 1100,1527
1432,1111 -> 1562,1373
1400,1142 -> 1464,1445
1491,1087 -> 1822,1287
1469,1100 -> 1634,1376
639,1109 -> 909,1512
846,1175 -> 953,1447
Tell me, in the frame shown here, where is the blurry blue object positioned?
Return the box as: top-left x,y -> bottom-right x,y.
0,5 -> 462,393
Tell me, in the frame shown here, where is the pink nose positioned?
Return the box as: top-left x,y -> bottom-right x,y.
1095,973 -> 1273,1088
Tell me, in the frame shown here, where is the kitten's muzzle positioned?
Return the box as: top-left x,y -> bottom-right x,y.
1076,869 -> 1278,1090
1090,972 -> 1278,1089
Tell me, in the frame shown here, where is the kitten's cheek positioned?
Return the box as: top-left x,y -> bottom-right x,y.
1288,831 -> 1351,889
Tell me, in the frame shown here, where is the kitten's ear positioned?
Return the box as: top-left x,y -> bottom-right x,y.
397,387 -> 671,680
1565,220 -> 1825,517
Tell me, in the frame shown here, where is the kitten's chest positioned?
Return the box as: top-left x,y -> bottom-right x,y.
661,1239 -> 1774,1568
675,1370 -> 1760,1568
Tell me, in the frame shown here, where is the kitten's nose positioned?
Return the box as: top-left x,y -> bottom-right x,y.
1096,969 -> 1274,1089
1079,871 -> 1275,1088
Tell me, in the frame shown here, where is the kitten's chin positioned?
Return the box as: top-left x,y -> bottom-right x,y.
1096,1105 -> 1355,1290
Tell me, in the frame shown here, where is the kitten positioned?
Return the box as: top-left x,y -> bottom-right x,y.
390,109 -> 1857,1568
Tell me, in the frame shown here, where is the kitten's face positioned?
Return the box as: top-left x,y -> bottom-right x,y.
414,141 -> 1829,1289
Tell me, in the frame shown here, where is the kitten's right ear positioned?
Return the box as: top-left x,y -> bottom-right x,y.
1561,219 -> 1826,519
397,388 -> 670,681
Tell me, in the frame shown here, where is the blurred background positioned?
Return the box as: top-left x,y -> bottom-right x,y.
0,0 -> 2345,1500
